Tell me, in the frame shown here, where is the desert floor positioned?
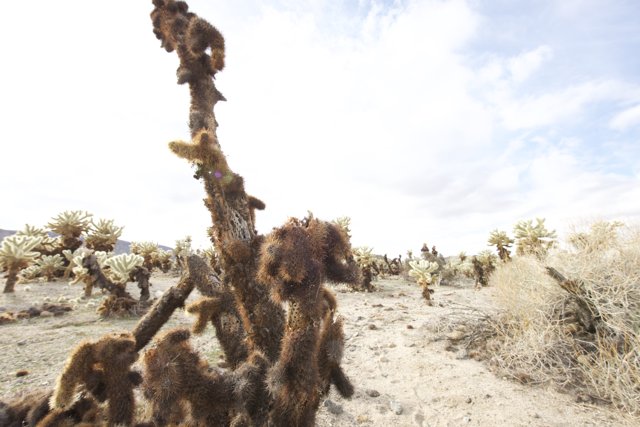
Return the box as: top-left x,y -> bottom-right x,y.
1,275 -> 637,427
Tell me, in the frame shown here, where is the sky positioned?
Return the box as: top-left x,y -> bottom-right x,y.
1,0 -> 639,256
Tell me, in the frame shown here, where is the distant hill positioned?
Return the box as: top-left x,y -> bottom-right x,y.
0,229 -> 172,254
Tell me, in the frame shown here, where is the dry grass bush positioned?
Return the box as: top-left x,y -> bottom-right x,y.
486,222 -> 640,414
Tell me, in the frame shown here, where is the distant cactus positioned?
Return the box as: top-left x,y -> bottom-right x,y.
85,218 -> 123,252
16,224 -> 58,255
104,253 -> 144,284
472,250 -> 498,288
36,254 -> 65,281
408,259 -> 440,305
70,250 -> 111,297
1,235 -> 42,293
514,218 -> 557,258
333,216 -> 352,239
173,236 -> 193,271
568,220 -> 624,252
18,265 -> 41,283
47,210 -> 92,251
488,229 -> 514,261
353,246 -> 376,291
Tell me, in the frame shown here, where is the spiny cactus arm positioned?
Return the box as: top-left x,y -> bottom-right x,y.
132,254 -> 208,350
186,297 -> 223,334
50,343 -> 95,409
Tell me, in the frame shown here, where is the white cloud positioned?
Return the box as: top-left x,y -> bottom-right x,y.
508,45 -> 553,83
610,104 -> 640,131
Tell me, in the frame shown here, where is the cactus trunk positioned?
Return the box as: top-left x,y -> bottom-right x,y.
3,265 -> 19,293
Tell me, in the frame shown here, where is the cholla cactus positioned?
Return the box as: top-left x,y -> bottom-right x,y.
70,250 -> 111,296
173,236 -> 193,271
85,219 -> 123,252
47,210 -> 92,251
104,253 -> 144,285
333,216 -> 351,239
36,254 -> 65,281
514,218 -> 557,258
568,220 -> 624,252
18,265 -> 41,283
0,235 -> 42,293
152,249 -> 173,273
131,241 -> 161,270
472,250 -> 498,288
408,259 -> 440,305
16,224 -> 58,254
488,229 -> 514,261
353,246 -> 376,291
458,251 -> 467,262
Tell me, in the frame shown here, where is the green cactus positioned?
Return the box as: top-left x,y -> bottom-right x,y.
514,218 -> 557,258
408,259 -> 440,305
488,229 -> 514,261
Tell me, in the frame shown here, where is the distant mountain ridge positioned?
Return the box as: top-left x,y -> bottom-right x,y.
0,229 -> 172,254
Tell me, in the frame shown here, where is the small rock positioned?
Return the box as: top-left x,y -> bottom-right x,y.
356,415 -> 370,424
16,370 -> 29,377
39,311 -> 54,318
462,416 -> 471,423
323,399 -> 343,415
366,389 -> 380,397
368,324 -> 378,330
389,400 -> 403,415
17,340 -> 27,346
407,325 -> 414,329
414,411 -> 425,426
388,343 -> 397,348
466,397 -> 472,404
379,356 -> 389,363
447,330 -> 465,341
357,316 -> 365,321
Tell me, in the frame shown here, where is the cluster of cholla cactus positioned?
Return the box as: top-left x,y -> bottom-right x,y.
131,241 -> 172,273
0,2 -> 360,425
70,251 -> 152,315
1,211 -> 127,290
408,259 -> 441,305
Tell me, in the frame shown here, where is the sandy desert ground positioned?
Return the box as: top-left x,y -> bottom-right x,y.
1,275 -> 637,426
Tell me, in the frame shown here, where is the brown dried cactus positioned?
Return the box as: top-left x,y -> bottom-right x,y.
141,328 -> 237,425
50,332 -> 140,426
258,216 -> 357,425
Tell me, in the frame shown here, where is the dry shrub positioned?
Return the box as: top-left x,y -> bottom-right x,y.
487,223 -> 640,414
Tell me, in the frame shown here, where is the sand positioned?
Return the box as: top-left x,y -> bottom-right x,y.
1,274 -> 636,426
